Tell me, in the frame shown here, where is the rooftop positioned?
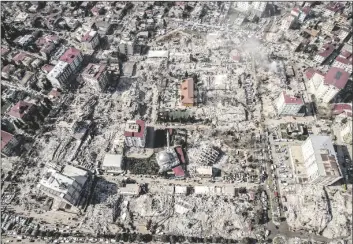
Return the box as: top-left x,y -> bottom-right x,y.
7,101 -> 34,119
324,67 -> 349,89
332,103 -> 352,117
124,120 -> 145,138
317,44 -> 335,58
283,91 -> 304,105
1,130 -> 14,151
180,78 -> 194,105
102,153 -> 123,168
81,30 -> 97,42
82,63 -> 107,80
59,47 -> 81,64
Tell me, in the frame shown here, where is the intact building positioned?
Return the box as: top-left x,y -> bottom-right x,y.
81,30 -> 100,50
7,101 -> 36,123
118,39 -> 135,56
341,119 -> 352,144
124,120 -> 146,147
332,50 -> 353,74
276,91 -> 304,116
47,61 -> 72,88
82,63 -> 108,91
1,130 -> 19,157
59,47 -> 83,72
309,67 -> 349,103
301,135 -> 342,186
37,165 -> 88,207
102,153 -> 124,173
314,44 -> 335,64
180,78 -> 194,107
47,48 -> 83,87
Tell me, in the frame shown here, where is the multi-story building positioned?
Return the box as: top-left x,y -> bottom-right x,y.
7,101 -> 36,123
341,119 -> 352,144
81,30 -> 100,50
281,14 -> 296,31
38,165 -> 88,207
180,78 -> 194,107
236,2 -> 251,12
314,44 -> 335,64
332,50 -> 353,74
338,27 -> 351,42
252,2 -> 267,17
310,67 -> 349,103
47,48 -> 83,87
124,120 -> 146,148
1,130 -> 19,157
321,21 -> 335,36
301,135 -> 342,186
276,91 -> 304,116
81,63 -> 108,91
47,61 -> 72,88
59,47 -> 83,72
118,39 -> 135,56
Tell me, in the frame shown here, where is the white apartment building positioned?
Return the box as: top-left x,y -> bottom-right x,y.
59,47 -> 84,72
124,120 -> 147,147
309,67 -> 349,103
82,63 -> 108,91
118,39 -> 135,56
47,61 -> 72,88
276,91 -> 304,116
338,27 -> 350,42
81,30 -> 100,50
332,50 -> 353,74
341,119 -> 352,144
252,2 -> 267,16
236,2 -> 251,12
281,15 -> 296,31
301,135 -> 342,186
38,165 -> 88,207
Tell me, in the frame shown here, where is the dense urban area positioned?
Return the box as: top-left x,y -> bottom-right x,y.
1,1 -> 352,244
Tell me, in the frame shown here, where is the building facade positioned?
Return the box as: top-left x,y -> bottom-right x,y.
276,91 -> 304,116
82,63 -> 108,91
341,119 -> 352,144
1,130 -> 19,156
47,61 -> 72,88
309,67 -> 349,103
81,30 -> 100,50
301,135 -> 342,186
118,39 -> 135,56
38,165 -> 88,207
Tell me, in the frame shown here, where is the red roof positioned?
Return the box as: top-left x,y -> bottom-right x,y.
1,130 -> 14,151
332,103 -> 352,117
59,47 -> 81,64
172,165 -> 185,177
81,31 -> 97,42
283,92 -> 303,105
124,120 -> 145,138
7,101 -> 34,119
41,64 -> 54,73
2,64 -> 15,75
13,52 -> 28,63
335,56 -> 352,65
341,50 -> 352,58
48,88 -> 61,98
175,146 -> 186,164
324,67 -> 349,89
305,69 -> 324,80
1,47 -> 10,56
302,6 -> 311,14
317,44 -> 335,58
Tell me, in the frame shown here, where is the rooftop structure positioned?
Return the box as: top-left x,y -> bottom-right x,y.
82,63 -> 108,90
59,47 -> 83,66
156,149 -> 180,173
332,103 -> 352,117
124,120 -> 147,147
180,78 -> 194,107
7,101 -> 35,120
324,67 -> 349,90
102,154 -> 124,173
301,135 -> 342,186
276,91 -> 304,116
38,165 -> 88,206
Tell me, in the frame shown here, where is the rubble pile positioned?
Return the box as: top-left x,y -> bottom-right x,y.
286,185 -> 352,239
